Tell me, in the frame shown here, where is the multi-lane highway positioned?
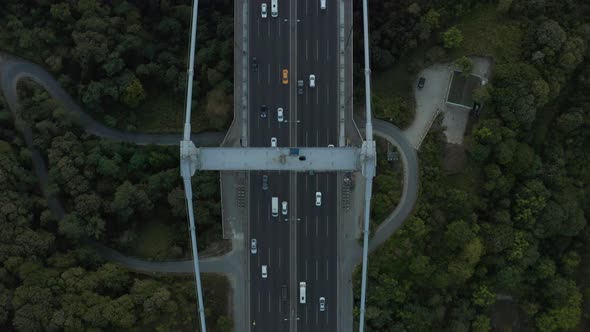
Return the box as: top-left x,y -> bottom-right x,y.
248,0 -> 339,330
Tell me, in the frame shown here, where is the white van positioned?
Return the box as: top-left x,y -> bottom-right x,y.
271,197 -> 279,217
320,0 -> 326,10
299,282 -> 306,304
271,0 -> 278,17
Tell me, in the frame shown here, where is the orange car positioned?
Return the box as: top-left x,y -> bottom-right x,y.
282,69 -> 289,84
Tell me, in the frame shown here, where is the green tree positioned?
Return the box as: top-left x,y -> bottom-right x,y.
443,27 -> 463,49
472,284 -> 495,307
455,56 -> 473,76
120,76 -> 146,108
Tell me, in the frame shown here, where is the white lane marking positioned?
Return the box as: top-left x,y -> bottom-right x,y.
316,87 -> 319,104
315,260 -> 319,280
316,39 -> 319,60
268,292 -> 271,312
305,39 -> 308,61
316,306 -> 319,324
315,215 -> 319,237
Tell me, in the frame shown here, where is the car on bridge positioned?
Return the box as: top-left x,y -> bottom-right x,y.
277,107 -> 284,122
261,3 -> 267,18
260,105 -> 267,118
262,175 -> 268,190
251,239 -> 257,254
297,80 -> 304,95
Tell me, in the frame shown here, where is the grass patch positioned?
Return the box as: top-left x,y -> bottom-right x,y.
130,220 -> 178,259
452,4 -> 524,64
127,206 -> 185,260
134,89 -> 186,133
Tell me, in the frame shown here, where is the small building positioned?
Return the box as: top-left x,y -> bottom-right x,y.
445,70 -> 484,109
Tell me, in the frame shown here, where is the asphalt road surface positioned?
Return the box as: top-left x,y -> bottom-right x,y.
248,0 -> 339,331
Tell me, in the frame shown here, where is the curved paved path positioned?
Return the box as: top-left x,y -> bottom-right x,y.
1,52 -> 420,332
0,52 -> 230,271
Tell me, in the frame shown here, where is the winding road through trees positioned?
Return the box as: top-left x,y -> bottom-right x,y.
0,51 -> 419,329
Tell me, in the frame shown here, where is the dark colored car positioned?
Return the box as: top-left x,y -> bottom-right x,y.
260,105 -> 267,118
417,77 -> 426,89
297,80 -> 304,95
251,57 -> 258,71
262,175 -> 268,190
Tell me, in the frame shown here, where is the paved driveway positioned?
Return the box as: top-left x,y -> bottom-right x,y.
404,63 -> 454,148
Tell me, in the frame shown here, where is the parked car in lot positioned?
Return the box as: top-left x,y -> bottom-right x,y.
417,77 -> 426,89
251,239 -> 257,254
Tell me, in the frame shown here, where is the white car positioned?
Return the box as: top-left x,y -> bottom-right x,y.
271,137 -> 277,147
282,201 -> 288,215
251,239 -> 257,254
319,297 -> 325,311
309,74 -> 316,88
261,265 -> 268,278
328,144 -> 334,147
315,192 -> 322,206
261,3 -> 268,18
271,0 -> 278,17
320,0 -> 326,10
277,107 -> 284,122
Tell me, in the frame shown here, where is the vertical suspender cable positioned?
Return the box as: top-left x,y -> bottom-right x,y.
181,0 -> 207,331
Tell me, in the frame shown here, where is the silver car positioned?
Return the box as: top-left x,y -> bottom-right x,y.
251,239 -> 257,254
